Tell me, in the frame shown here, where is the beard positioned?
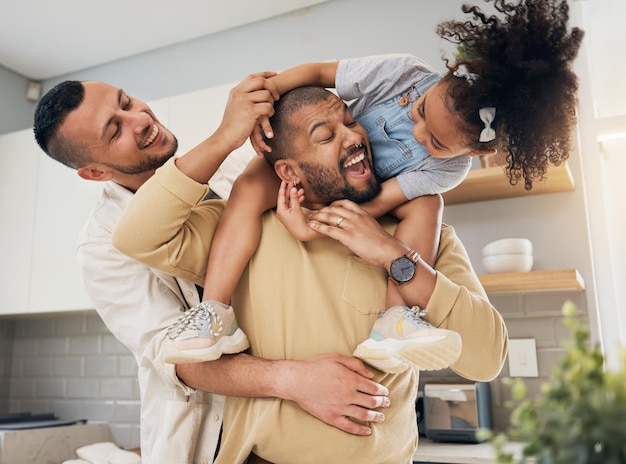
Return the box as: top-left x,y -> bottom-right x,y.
104,136 -> 178,175
298,160 -> 381,204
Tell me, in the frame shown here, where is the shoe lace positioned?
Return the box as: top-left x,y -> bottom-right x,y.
402,306 -> 431,328
166,302 -> 224,339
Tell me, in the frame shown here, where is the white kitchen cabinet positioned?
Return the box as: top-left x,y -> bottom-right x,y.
0,128 -> 101,315
29,152 -> 102,313
0,129 -> 38,314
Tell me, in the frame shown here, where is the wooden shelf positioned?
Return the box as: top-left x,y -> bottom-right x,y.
478,268 -> 585,294
442,162 -> 575,205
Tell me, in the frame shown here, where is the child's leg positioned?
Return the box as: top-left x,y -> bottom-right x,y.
164,157 -> 279,364
354,195 -> 462,373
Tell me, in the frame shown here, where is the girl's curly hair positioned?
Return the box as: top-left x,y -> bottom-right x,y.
437,0 -> 584,190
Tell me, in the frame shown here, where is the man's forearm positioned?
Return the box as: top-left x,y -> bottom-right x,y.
176,353 -> 283,398
176,352 -> 392,437
174,134 -> 239,185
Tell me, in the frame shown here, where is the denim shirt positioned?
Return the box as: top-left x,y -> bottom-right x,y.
355,72 -> 442,180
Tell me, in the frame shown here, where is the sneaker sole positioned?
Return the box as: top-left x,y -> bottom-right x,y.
353,331 -> 462,372
360,355 -> 410,374
163,328 -> 250,364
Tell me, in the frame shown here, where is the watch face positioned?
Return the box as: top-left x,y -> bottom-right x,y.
390,256 -> 416,283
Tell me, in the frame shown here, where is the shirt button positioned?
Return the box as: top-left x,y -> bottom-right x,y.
213,414 -> 220,422
185,291 -> 193,298
399,96 -> 409,106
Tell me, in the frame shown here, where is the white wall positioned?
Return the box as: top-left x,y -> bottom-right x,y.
0,65 -> 34,134
37,0 -> 459,105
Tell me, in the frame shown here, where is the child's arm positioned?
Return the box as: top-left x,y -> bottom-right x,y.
359,178 -> 409,219
252,61 -> 339,155
359,177 -> 442,267
384,193 -> 443,308
361,177 -> 443,266
391,194 -> 443,268
272,61 -> 338,94
202,157 -> 279,304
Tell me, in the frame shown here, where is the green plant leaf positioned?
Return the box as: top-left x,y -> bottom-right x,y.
490,301 -> 626,464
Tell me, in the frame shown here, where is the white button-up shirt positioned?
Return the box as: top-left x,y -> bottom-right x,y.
77,180 -> 223,464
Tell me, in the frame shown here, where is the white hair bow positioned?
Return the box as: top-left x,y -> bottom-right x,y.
453,64 -> 478,83
479,107 -> 496,142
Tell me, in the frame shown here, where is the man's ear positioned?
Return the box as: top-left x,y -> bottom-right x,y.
274,159 -> 299,184
77,164 -> 114,182
468,148 -> 498,157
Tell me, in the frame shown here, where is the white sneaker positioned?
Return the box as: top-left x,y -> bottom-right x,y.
353,306 -> 462,373
163,300 -> 249,364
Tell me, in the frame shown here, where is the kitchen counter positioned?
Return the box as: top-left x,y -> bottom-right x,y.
0,422 -> 112,464
413,438 -> 529,463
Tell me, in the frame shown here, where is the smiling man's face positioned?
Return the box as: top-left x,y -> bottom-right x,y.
285,93 -> 380,209
60,81 -> 177,178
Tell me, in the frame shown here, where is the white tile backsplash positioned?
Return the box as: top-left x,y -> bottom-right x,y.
69,335 -> 100,355
53,357 -> 84,377
101,334 -> 132,355
54,316 -> 85,335
83,400 -> 116,422
36,378 -> 66,397
12,337 -> 39,357
39,336 -> 69,355
84,356 -> 118,377
99,379 -> 137,399
2,314 -> 140,449
66,378 -> 99,398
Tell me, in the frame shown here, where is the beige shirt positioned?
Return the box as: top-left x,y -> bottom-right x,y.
113,157 -> 508,464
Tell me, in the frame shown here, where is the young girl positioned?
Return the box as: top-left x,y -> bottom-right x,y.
164,0 -> 583,374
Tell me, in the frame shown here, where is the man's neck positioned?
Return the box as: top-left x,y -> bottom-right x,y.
113,171 -> 155,194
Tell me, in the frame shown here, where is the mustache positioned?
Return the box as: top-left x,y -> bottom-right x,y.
346,143 -> 365,158
341,143 -> 366,166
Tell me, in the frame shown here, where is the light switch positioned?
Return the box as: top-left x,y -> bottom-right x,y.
507,338 -> 539,377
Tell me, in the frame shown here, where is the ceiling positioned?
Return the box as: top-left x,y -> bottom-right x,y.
0,0 -> 330,80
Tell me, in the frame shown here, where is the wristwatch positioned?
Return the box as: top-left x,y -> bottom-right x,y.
389,249 -> 421,285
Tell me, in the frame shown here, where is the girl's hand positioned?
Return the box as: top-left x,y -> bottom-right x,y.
276,180 -> 323,241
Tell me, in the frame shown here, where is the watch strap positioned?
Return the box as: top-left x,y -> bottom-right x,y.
405,249 -> 421,265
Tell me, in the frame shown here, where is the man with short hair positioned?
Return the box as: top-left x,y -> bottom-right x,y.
112,85 -> 508,463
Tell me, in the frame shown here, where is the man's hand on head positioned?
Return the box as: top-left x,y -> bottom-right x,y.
218,72 -> 280,153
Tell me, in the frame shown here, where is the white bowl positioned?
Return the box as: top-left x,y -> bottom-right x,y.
483,253 -> 533,273
482,238 -> 533,257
